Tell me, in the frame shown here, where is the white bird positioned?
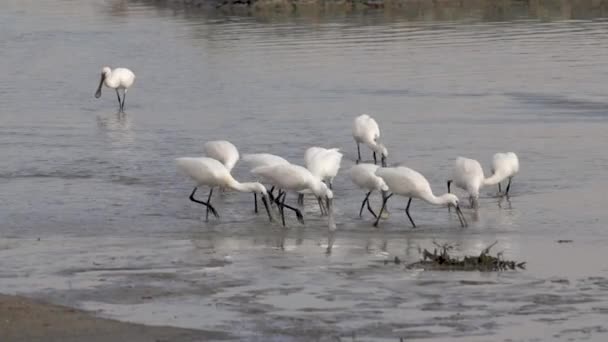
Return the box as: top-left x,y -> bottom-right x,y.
304,147 -> 343,189
374,166 -> 466,228
352,114 -> 388,166
242,152 -> 291,208
204,140 -> 240,173
175,157 -> 272,222
486,152 -> 520,195
94,66 -> 135,113
252,163 -> 336,230
298,147 -> 343,206
350,163 -> 389,218
447,157 -> 488,208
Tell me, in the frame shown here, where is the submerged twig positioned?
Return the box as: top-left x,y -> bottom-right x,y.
406,241 -> 526,271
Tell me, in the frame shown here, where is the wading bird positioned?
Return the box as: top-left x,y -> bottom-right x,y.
298,147 -> 343,206
352,114 -> 388,166
242,153 -> 290,210
447,157 -> 488,208
252,163 -> 336,230
94,67 -> 135,113
486,152 -> 519,195
374,166 -> 466,228
350,163 -> 389,218
176,157 -> 272,222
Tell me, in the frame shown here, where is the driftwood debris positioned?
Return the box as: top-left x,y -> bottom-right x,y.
405,241 -> 526,271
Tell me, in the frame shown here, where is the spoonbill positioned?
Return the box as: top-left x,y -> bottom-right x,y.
352,114 -> 388,166
252,163 -> 336,230
298,147 -> 343,206
94,66 -> 135,113
242,153 -> 290,208
486,152 -> 519,195
447,157 -> 488,208
175,157 -> 272,222
350,163 -> 389,218
374,166 -> 467,228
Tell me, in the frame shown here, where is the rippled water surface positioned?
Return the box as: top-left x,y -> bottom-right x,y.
2,0 -> 608,340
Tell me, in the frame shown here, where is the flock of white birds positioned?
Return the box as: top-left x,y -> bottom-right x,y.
175,114 -> 519,231
93,67 -> 519,231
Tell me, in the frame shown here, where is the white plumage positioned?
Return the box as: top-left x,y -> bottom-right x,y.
352,114 -> 388,166
252,163 -> 336,230
94,67 -> 135,112
350,163 -> 389,218
304,147 -> 343,189
448,157 -> 486,208
204,140 -> 240,173
486,152 -> 520,195
374,166 -> 466,228
175,157 -> 272,221
242,153 -> 290,169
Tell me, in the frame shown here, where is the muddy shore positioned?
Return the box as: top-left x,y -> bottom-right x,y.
0,294 -> 233,342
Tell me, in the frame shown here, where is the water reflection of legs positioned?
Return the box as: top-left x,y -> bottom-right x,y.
498,195 -> 512,209
326,231 -> 336,256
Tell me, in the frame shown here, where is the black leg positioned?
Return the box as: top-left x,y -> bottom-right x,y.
280,191 -> 286,226
366,195 -> 377,218
356,142 -> 361,163
505,177 -> 512,195
278,192 -> 305,225
267,186 -> 275,203
359,191 -> 375,217
188,187 -> 219,221
498,183 -> 502,193
115,89 -> 122,110
373,151 -> 377,165
121,90 -> 127,112
254,193 -> 258,213
274,189 -> 284,206
205,188 -> 214,221
447,180 -> 453,212
317,197 -> 326,216
373,193 -> 393,227
297,193 -> 304,206
405,197 -> 416,228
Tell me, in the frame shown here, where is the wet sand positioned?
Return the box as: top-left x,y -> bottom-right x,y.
0,294 -> 233,342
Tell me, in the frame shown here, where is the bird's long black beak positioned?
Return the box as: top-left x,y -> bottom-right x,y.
381,155 -> 387,167
95,74 -> 105,98
455,205 -> 467,227
262,195 -> 273,222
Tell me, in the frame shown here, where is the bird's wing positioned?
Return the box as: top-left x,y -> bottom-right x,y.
243,153 -> 289,169
176,157 -> 226,184
365,117 -> 381,141
455,157 -> 484,179
204,141 -> 240,168
252,164 -> 309,190
376,166 -> 430,196
304,147 -> 325,168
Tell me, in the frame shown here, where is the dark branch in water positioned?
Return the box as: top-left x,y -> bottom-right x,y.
403,241 -> 526,271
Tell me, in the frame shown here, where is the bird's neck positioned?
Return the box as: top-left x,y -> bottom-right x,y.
104,72 -> 119,88
308,179 -> 326,197
226,179 -> 257,193
421,192 -> 450,206
482,172 -> 503,186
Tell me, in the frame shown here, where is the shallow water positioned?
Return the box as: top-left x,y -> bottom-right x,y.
2,0 -> 608,340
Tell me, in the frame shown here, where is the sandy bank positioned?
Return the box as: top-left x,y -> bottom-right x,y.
0,294 -> 233,342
